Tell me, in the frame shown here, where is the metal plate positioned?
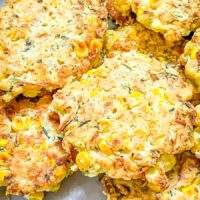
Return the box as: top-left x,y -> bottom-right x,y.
0,0 -> 105,199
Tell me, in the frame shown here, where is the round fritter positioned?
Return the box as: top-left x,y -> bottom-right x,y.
101,153 -> 200,200
106,0 -> 134,25
0,95 -> 74,199
132,0 -> 200,41
50,50 -> 195,181
106,22 -> 186,63
180,28 -> 200,91
0,0 -> 107,103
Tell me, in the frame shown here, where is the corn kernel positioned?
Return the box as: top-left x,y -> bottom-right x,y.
0,169 -> 10,181
89,39 -> 103,55
195,105 -> 200,119
0,160 -> 8,167
149,0 -> 158,9
0,139 -> 8,147
87,16 -> 98,25
74,41 -> 88,58
190,48 -> 200,60
99,140 -> 113,155
23,89 -> 40,98
76,151 -> 92,170
25,16 -> 32,22
152,88 -> 164,100
191,128 -> 200,154
90,90 -> 98,98
80,78 -> 90,86
28,192 -> 44,200
0,180 -> 7,186
99,119 -> 111,133
12,116 -> 40,131
128,91 -> 143,108
194,178 -> 200,185
157,154 -> 176,172
147,182 -> 161,192
8,29 -> 26,41
134,129 -> 147,138
114,0 -> 132,15
185,65 -> 198,80
182,184 -> 198,196
146,167 -> 160,183
137,7 -> 148,15
0,151 -> 11,160
54,166 -> 67,180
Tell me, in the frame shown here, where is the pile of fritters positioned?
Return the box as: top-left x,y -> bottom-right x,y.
0,0 -> 200,199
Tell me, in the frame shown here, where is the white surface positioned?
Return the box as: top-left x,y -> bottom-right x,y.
0,0 -> 106,199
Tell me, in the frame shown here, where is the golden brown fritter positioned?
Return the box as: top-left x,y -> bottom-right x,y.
180,28 -> 200,91
106,22 -> 186,64
50,50 -> 195,185
132,0 -> 200,41
0,0 -> 107,103
101,153 -> 200,200
106,0 -> 134,25
0,95 -> 74,199
105,0 -> 200,41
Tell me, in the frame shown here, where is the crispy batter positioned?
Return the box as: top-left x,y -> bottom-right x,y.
180,28 -> 200,91
50,50 -> 195,183
101,153 -> 200,200
0,95 -> 74,199
0,0 -> 107,103
106,0 -> 135,25
132,0 -> 200,41
106,22 -> 186,63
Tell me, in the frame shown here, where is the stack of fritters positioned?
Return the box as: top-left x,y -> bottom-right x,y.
0,0 -> 200,199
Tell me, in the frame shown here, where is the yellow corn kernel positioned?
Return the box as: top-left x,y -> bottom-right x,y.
195,105 -> 200,119
134,129 -> 147,138
90,39 -> 103,54
54,166 -> 67,180
0,151 -> 11,160
74,41 -> 88,58
194,178 -> 200,185
50,184 -> 60,192
149,0 -> 158,9
23,89 -> 40,98
152,88 -> 164,100
157,154 -> 176,172
90,90 -> 98,98
80,78 -> 90,86
76,151 -> 92,170
28,192 -> 44,200
99,119 -> 111,133
123,139 -> 132,152
185,65 -> 198,80
0,169 -> 10,181
8,29 -> 26,41
0,180 -> 7,186
11,116 -> 31,131
145,167 -> 160,184
0,139 -> 8,147
87,16 -> 98,25
25,16 -> 32,22
181,184 -> 198,196
99,140 -> 113,155
128,91 -> 143,108
137,7 -> 148,15
191,129 -> 200,154
0,160 -> 8,167
114,0 -> 132,15
190,48 -> 200,60
147,182 -> 161,192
